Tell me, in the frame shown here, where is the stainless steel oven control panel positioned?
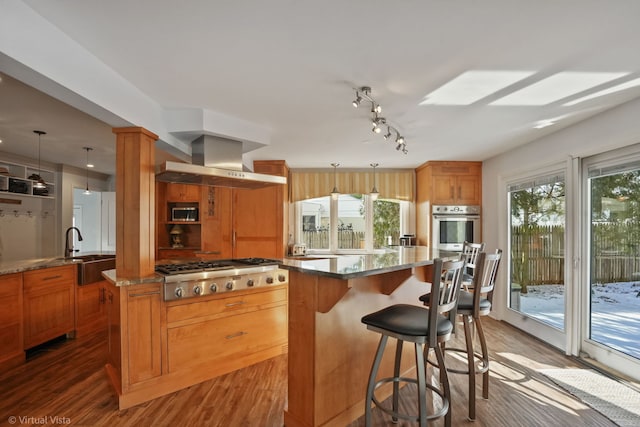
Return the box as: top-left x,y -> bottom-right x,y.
163,268 -> 288,301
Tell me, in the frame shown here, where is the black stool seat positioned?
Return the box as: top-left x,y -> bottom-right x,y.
362,304 -> 453,338
456,290 -> 491,312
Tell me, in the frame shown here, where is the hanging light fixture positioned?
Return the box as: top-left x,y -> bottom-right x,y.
370,163 -> 379,201
32,130 -> 47,189
330,163 -> 340,200
352,86 -> 408,154
83,147 -> 93,195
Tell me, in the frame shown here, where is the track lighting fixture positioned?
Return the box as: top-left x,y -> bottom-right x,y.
330,163 -> 340,200
352,86 -> 407,154
370,163 -> 379,201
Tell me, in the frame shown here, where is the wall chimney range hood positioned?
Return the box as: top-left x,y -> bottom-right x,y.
156,135 -> 286,189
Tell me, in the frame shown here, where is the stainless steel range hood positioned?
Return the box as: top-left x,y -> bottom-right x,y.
156,135 -> 286,189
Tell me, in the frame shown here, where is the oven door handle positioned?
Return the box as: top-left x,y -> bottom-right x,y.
432,214 -> 480,219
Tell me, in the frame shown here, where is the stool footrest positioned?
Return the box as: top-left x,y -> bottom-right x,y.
371,376 -> 449,422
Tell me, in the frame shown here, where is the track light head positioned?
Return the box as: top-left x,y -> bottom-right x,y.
396,135 -> 405,144
383,127 -> 392,140
352,93 -> 362,108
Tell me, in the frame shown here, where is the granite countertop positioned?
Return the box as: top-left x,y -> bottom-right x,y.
280,246 -> 458,279
101,269 -> 164,287
0,252 -> 116,276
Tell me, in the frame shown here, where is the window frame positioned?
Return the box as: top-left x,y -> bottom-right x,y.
294,194 -> 412,254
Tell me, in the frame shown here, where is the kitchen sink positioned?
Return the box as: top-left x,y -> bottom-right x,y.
75,255 -> 116,285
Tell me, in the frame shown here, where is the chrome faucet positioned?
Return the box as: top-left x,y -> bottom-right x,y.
65,227 -> 84,258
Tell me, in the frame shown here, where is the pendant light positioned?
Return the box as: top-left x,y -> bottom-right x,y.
370,163 -> 379,201
330,163 -> 340,200
32,130 -> 47,189
83,147 -> 93,195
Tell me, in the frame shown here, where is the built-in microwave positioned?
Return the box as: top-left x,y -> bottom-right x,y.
171,207 -> 198,222
432,205 -> 481,251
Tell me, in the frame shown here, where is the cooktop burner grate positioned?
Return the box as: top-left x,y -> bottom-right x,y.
155,261 -> 235,275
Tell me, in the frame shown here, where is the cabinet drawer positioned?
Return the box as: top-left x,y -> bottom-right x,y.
167,287 -> 287,324
23,265 -> 75,291
167,305 -> 287,372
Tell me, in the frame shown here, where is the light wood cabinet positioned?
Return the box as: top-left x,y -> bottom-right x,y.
165,183 -> 200,202
232,160 -> 289,259
426,161 -> 482,205
0,273 -> 24,369
415,161 -> 482,246
166,286 -> 288,374
23,265 -> 75,349
76,281 -> 108,337
106,280 -> 120,372
124,283 -> 162,384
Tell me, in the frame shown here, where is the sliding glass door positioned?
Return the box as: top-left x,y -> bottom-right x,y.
505,170 -> 567,349
582,150 -> 640,377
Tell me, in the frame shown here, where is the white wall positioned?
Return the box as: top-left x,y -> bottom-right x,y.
482,96 -> 640,319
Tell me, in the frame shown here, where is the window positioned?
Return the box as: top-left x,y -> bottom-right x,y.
297,195 -> 405,252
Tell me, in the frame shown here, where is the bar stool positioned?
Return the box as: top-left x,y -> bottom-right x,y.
427,250 -> 502,421
361,258 -> 465,427
460,241 -> 485,290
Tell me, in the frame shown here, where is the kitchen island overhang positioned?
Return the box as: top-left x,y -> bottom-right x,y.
280,247 -> 455,427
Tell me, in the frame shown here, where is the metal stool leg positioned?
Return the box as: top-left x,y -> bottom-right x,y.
475,317 -> 490,399
433,343 -> 452,427
392,339 -> 403,423
415,342 -> 427,427
462,314 -> 476,420
365,334 -> 388,427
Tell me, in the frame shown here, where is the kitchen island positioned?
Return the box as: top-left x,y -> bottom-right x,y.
280,247 -> 453,427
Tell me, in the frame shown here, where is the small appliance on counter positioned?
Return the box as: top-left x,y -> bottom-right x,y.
399,234 -> 416,246
290,243 -> 307,256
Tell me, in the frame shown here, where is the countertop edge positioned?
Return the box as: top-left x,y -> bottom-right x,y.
101,269 -> 164,287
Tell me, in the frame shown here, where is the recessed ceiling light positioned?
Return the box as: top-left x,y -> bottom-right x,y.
563,77 -> 640,106
490,72 -> 629,106
419,70 -> 535,105
87,163 -> 94,168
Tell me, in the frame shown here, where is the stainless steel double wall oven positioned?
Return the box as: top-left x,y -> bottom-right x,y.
432,205 -> 481,251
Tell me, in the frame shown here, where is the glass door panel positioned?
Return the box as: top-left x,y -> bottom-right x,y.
507,173 -> 566,336
587,164 -> 640,360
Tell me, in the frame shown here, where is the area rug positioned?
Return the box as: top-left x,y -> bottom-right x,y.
538,368 -> 640,426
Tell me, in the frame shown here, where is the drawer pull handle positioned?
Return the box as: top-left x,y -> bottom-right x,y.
129,291 -> 161,297
225,331 -> 247,340
225,301 -> 246,307
43,275 -> 63,281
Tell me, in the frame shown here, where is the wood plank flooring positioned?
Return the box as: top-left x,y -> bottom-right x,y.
0,318 -> 616,426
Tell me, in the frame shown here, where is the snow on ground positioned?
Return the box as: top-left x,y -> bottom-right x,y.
518,282 -> 640,359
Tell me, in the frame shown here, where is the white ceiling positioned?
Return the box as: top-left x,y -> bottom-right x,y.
2,0 -> 640,175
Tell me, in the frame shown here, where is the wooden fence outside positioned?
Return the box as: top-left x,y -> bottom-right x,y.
512,223 -> 640,285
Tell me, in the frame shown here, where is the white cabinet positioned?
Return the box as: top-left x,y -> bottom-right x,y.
0,160 -> 56,198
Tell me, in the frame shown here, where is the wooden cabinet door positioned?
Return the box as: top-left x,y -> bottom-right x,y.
76,281 -> 107,337
233,186 -> 281,258
106,282 -> 121,371
125,283 -> 162,384
166,183 -> 200,202
200,186 -> 233,259
456,175 -> 481,205
432,175 -> 456,205
23,265 -> 75,348
0,273 -> 24,367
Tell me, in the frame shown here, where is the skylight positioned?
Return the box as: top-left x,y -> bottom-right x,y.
419,70 -> 535,106
490,72 -> 629,106
563,77 -> 640,106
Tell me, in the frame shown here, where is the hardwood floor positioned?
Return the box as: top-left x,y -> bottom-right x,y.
0,318 -> 616,427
